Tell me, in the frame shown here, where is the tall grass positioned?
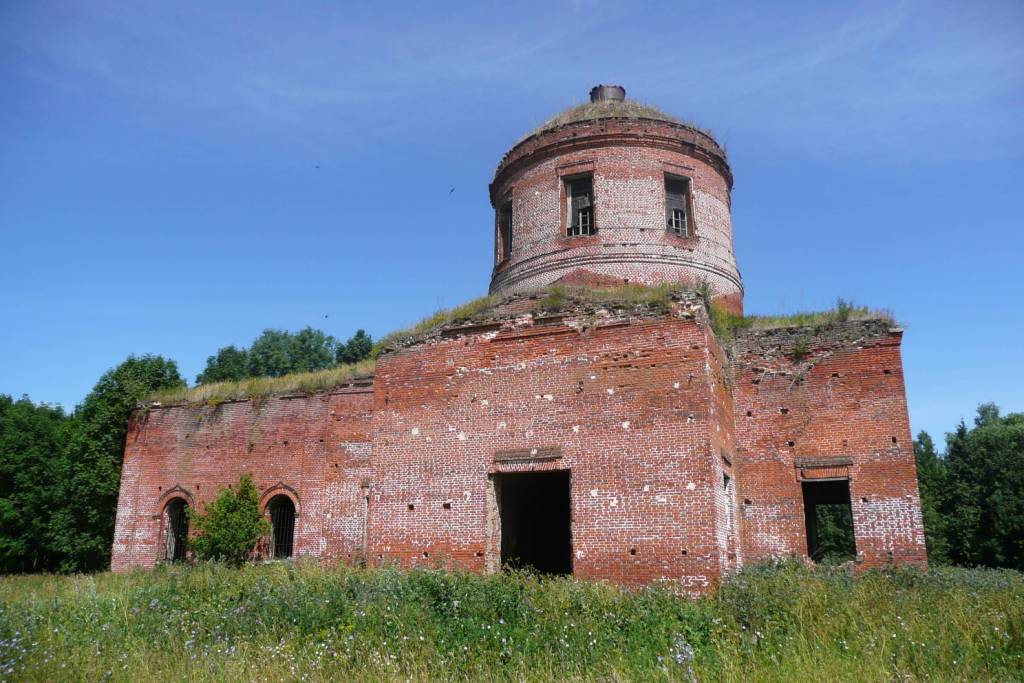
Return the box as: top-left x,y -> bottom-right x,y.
1,561 -> 1020,681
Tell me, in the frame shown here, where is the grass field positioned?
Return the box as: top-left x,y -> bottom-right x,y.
1,560 -> 1021,681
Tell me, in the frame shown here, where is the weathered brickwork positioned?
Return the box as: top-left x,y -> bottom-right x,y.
489,114 -> 742,313
370,302 -> 729,590
110,85 -> 926,590
111,384 -> 373,571
732,321 -> 926,568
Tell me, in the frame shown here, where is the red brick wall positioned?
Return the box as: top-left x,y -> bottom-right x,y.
369,312 -> 731,591
111,385 -> 373,571
112,309 -> 927,587
732,321 -> 927,568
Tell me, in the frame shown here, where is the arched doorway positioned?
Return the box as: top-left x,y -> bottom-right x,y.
164,498 -> 189,562
267,495 -> 296,559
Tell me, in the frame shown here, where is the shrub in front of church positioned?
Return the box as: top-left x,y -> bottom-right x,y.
188,474 -> 269,567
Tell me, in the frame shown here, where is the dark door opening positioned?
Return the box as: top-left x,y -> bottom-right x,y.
164,499 -> 189,562
494,470 -> 572,575
268,495 -> 296,559
802,479 -> 857,563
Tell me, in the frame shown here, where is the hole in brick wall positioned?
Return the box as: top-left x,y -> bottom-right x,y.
475,551 -> 483,557
831,372 -> 840,378
861,497 -> 869,503
493,470 -> 572,575
283,440 -> 289,445
408,504 -> 415,511
744,499 -> 752,505
842,439 -> 848,447
158,486 -> 162,491
267,495 -> 295,559
746,410 -> 753,417
681,550 -> 688,556
802,480 -> 856,564
629,548 -> 637,556
891,436 -> 898,444
780,408 -> 789,415
377,554 -> 383,560
163,499 -> 189,563
442,502 -> 452,510
319,438 -> 324,443
196,484 -> 200,490
788,440 -> 795,447
423,551 -> 430,559
884,369 -> 892,375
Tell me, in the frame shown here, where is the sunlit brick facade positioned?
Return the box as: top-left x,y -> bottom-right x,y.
112,86 -> 926,591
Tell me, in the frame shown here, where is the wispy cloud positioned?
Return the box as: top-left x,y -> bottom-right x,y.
2,0 -> 1020,162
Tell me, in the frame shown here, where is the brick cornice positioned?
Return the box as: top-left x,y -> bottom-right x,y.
491,119 -> 732,205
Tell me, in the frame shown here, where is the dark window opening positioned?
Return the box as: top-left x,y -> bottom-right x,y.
498,202 -> 513,261
665,176 -> 690,237
268,495 -> 296,559
566,176 -> 594,237
164,499 -> 189,562
802,480 -> 856,563
494,470 -> 572,574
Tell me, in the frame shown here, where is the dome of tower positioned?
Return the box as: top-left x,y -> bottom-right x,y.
488,85 -> 743,314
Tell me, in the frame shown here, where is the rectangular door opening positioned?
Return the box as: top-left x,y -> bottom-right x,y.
802,479 -> 857,563
493,470 -> 572,575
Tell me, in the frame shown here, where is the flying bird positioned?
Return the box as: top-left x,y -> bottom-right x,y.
449,187 -> 455,195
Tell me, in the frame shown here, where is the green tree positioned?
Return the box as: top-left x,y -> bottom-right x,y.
812,504 -> 856,564
0,396 -> 69,572
914,431 -> 950,564
246,328 -> 338,378
189,474 -> 269,566
337,329 -> 373,365
196,345 -> 250,384
942,404 -> 1024,570
49,355 -> 184,572
288,327 -> 340,373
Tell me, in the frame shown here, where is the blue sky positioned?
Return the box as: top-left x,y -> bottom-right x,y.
1,1 -> 1021,446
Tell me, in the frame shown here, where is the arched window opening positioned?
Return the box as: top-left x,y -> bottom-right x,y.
268,495 -> 296,559
164,499 -> 189,562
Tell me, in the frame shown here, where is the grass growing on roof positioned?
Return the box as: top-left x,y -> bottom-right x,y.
537,282 -> 680,312
149,359 -> 376,406
370,293 -> 502,357
709,297 -> 892,344
518,99 -> 718,146
150,290 -> 891,406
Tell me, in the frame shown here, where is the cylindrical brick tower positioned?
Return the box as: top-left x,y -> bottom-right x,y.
489,85 -> 743,314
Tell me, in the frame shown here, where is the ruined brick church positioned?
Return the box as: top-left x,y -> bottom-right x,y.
112,85 -> 927,590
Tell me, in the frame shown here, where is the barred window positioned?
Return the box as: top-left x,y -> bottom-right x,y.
498,201 -> 512,261
268,495 -> 296,559
565,176 -> 595,237
665,176 -> 690,236
164,499 -> 189,562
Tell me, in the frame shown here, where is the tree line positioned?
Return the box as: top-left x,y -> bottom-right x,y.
0,327 -> 372,574
914,403 -> 1023,569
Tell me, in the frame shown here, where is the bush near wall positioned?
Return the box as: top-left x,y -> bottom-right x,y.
1,561 -> 1020,681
